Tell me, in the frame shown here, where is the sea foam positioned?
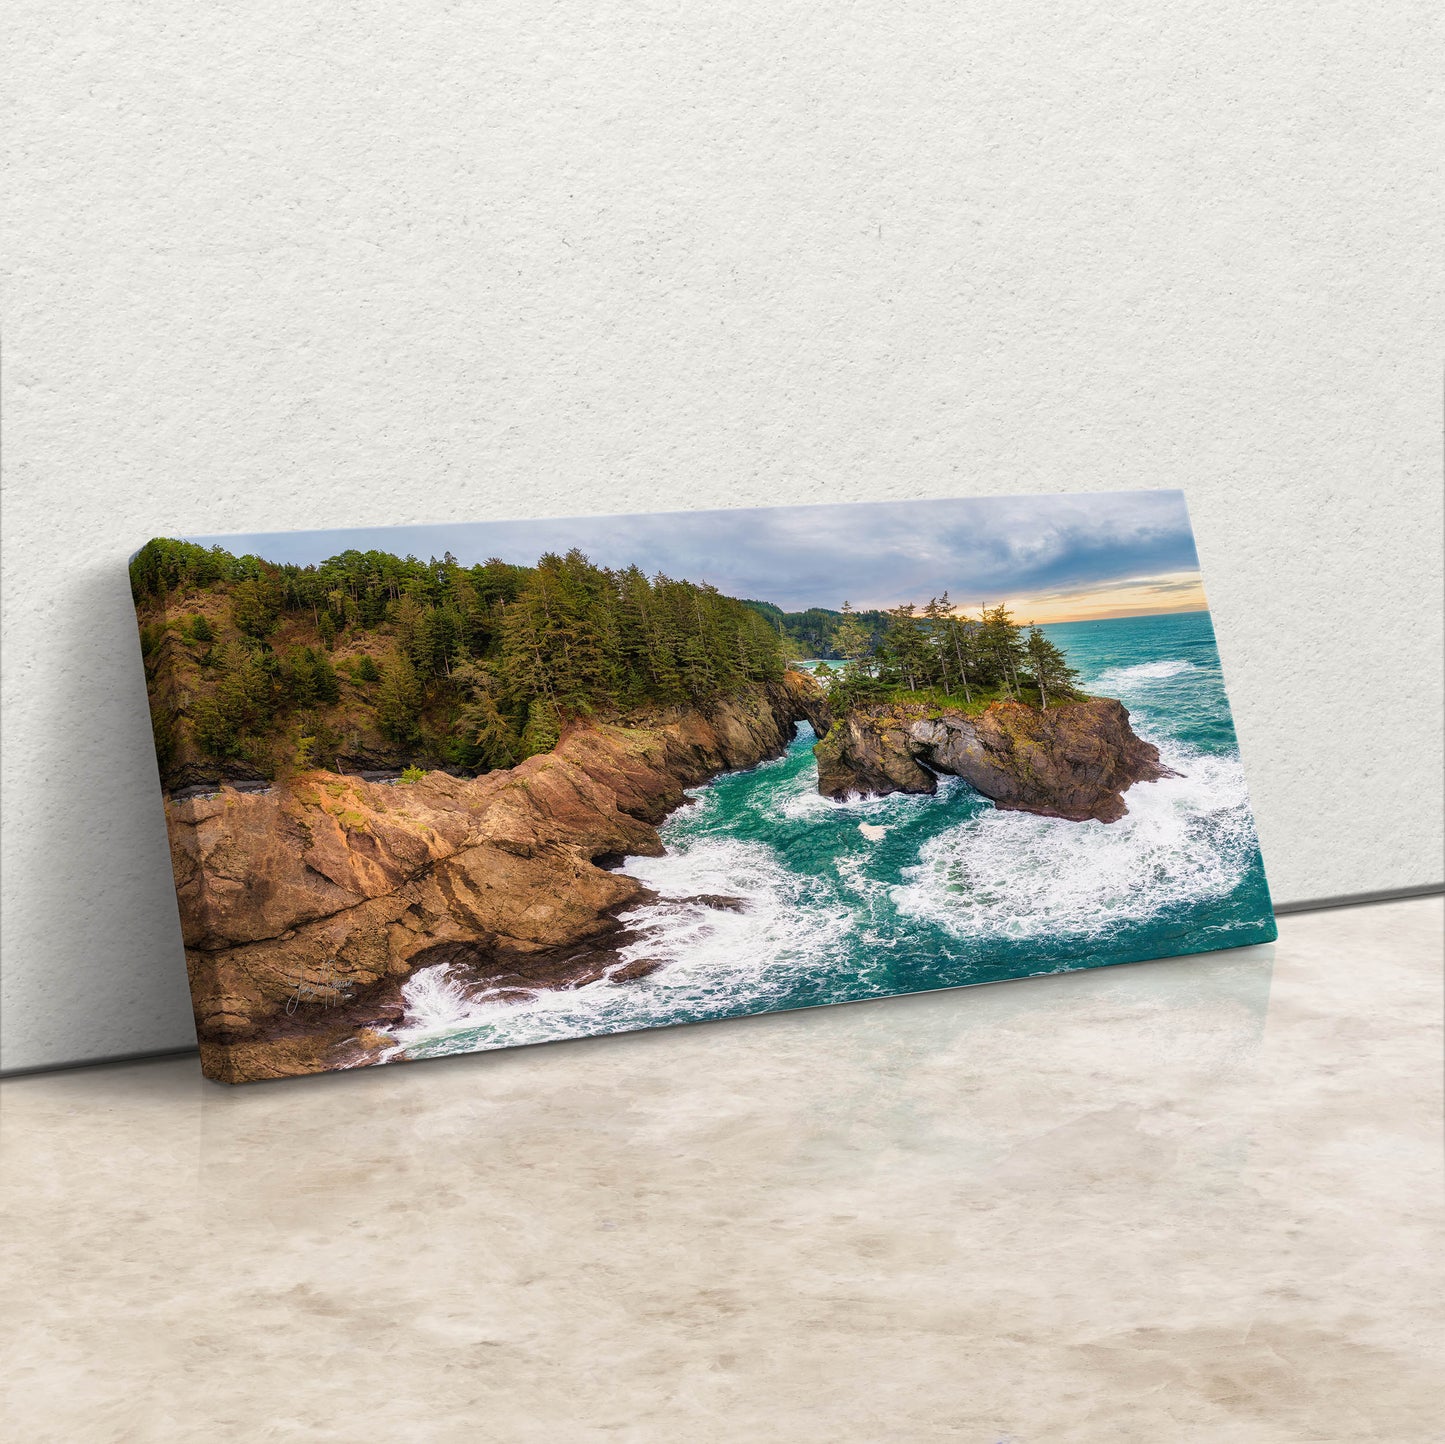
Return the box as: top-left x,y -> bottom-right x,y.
890,740 -> 1258,941
391,835 -> 864,1058
391,630 -> 1264,1058
1088,658 -> 1201,693
619,837 -> 859,983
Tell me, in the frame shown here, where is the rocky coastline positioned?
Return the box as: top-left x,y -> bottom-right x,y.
812,695 -> 1176,823
174,669 -> 1174,1081
172,671 -> 822,1081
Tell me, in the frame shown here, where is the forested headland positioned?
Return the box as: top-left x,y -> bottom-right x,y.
131,534 -> 1085,792
131,539 -> 787,787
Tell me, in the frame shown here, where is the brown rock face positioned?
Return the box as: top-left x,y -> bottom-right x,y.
784,667 -> 835,739
814,710 -> 938,800
169,677 -> 823,1081
814,697 -> 1175,823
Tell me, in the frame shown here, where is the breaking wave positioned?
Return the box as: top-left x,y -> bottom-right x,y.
1089,658 -> 1201,693
891,740 -> 1259,941
390,836 -> 870,1059
390,612 -> 1273,1061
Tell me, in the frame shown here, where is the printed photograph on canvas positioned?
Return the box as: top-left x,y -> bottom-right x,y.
131,491 -> 1276,1082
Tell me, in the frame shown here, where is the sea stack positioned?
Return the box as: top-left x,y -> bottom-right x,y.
813,696 -> 1176,823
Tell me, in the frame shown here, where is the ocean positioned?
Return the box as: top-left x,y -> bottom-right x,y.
394,610 -> 1276,1060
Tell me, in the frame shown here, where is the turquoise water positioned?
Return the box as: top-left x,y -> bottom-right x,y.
396,610 -> 1276,1059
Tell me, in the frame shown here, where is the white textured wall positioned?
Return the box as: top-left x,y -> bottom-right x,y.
4,3 -> 1442,1072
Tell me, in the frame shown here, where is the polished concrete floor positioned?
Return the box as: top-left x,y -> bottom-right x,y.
2,897 -> 1441,1442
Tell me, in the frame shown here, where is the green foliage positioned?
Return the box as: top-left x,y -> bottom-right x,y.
136,527 -> 1083,785
230,575 -> 281,639
876,604 -> 931,690
739,592 -> 1076,712
517,700 -> 561,760
742,599 -> 890,659
313,652 -> 341,704
825,670 -> 896,713
1025,626 -> 1080,709
279,646 -> 340,708
376,650 -> 424,744
450,659 -> 519,770
129,538 -> 250,600
190,643 -> 274,760
399,765 -> 426,783
135,537 -> 788,779
149,704 -> 176,771
296,712 -> 340,772
823,595 -> 1079,712
832,602 -> 872,670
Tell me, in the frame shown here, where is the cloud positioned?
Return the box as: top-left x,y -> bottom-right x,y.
187,489 -> 1202,615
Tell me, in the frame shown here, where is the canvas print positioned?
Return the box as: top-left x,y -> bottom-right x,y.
131,490 -> 1276,1083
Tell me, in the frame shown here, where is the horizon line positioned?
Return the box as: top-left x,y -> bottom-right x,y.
754,599 -> 1210,624
1029,604 -> 1209,624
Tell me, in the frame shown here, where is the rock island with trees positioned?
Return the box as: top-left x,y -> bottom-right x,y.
132,537 -> 1172,1082
133,537 -> 1086,794
789,596 -> 1081,714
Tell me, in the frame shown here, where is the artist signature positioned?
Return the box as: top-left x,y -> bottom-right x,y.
283,958 -> 355,1014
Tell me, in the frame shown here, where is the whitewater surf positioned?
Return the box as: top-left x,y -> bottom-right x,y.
392,610 -> 1274,1061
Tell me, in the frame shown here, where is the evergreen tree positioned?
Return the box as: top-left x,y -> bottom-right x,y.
548,549 -> 620,702
498,582 -> 560,712
833,601 -> 874,678
1024,626 -> 1079,709
979,603 -> 1027,699
136,536 -> 789,778
313,650 -> 341,705
140,529 -> 1092,789
191,643 -> 273,759
922,595 -> 954,692
392,595 -> 425,660
879,604 -> 930,691
450,660 -> 519,769
613,564 -> 662,698
230,575 -> 282,639
741,598 -> 889,660
280,646 -> 320,708
518,698 -> 561,759
376,650 -> 423,744
942,602 -> 976,705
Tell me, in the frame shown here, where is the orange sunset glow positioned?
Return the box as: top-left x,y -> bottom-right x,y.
994,571 -> 1208,625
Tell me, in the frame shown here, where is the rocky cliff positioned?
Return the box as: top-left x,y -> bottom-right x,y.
813,696 -> 1175,823
787,674 -> 835,740
176,670 -> 822,1081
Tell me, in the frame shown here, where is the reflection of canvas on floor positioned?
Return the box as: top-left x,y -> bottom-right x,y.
130,490 -> 1275,1082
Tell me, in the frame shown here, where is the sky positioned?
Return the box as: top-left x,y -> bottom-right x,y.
185,490 -> 1207,624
